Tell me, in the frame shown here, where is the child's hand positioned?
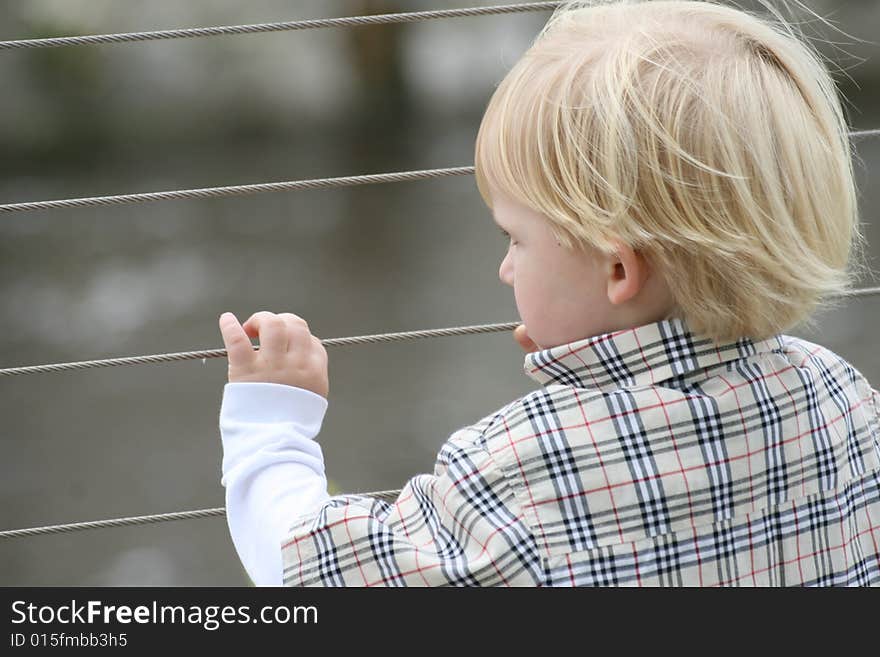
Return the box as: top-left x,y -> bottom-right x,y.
218,311 -> 329,398
513,324 -> 540,353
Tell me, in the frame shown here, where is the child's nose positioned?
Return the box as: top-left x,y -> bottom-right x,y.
498,252 -> 513,287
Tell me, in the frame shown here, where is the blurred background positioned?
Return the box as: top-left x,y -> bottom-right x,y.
0,0 -> 877,585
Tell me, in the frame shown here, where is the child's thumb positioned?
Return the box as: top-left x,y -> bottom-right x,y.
513,324 -> 539,353
219,312 -> 255,366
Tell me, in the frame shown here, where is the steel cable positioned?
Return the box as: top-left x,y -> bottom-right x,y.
0,2 -> 561,51
0,321 -> 522,377
0,490 -> 403,540
0,166 -> 475,215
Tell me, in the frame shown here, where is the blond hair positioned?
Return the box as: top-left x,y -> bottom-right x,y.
475,0 -> 864,341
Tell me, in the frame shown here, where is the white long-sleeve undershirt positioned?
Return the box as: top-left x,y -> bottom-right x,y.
219,382 -> 330,587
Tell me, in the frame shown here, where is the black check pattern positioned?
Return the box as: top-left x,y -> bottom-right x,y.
282,319 -> 880,586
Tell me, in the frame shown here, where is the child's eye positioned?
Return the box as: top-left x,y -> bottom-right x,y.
497,226 -> 517,247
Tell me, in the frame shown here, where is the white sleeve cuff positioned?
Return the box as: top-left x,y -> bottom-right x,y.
220,381 -> 328,428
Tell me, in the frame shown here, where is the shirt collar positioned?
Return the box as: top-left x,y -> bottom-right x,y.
523,318 -> 785,391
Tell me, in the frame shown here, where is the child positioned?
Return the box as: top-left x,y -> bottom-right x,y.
217,0 -> 880,586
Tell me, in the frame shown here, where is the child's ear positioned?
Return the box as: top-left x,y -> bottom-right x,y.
606,239 -> 648,305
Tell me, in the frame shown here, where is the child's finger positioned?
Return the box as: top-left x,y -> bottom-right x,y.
514,324 -> 539,353
242,311 -> 288,358
219,313 -> 255,366
277,313 -> 314,351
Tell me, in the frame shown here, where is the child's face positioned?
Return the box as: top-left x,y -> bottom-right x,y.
492,191 -> 617,349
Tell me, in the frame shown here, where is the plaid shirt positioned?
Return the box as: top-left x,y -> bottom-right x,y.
281,318 -> 880,586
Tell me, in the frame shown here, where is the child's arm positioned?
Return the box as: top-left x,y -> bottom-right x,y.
218,311 -> 331,586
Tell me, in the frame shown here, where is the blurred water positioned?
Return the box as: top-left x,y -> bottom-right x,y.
0,1 -> 878,586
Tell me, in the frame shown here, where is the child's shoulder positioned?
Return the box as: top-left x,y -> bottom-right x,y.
777,333 -> 871,385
